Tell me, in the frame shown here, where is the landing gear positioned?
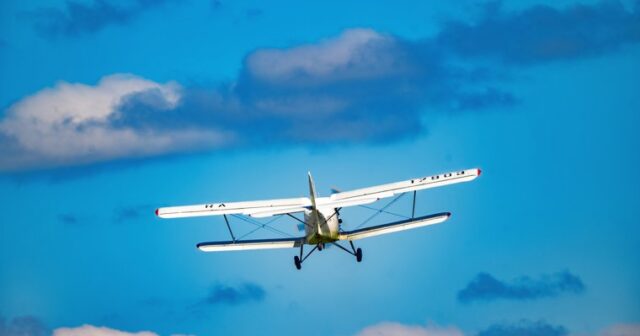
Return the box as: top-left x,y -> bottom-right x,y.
330,241 -> 363,264
294,256 -> 301,270
294,240 -> 361,269
293,244 -> 319,270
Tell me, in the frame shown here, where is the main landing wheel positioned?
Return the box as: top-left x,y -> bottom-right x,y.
356,248 -> 363,262
294,256 -> 301,270
318,243 -> 324,251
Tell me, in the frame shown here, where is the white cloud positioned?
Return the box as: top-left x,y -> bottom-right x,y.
600,324 -> 640,336
356,322 -> 464,336
355,321 -> 640,336
0,74 -> 228,171
246,28 -> 403,84
53,324 -> 158,336
52,324 -> 195,336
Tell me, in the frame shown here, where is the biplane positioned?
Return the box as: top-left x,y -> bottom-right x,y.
156,168 -> 481,269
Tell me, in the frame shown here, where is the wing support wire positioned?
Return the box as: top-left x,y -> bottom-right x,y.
358,204 -> 408,220
228,214 -> 292,241
354,193 -> 407,229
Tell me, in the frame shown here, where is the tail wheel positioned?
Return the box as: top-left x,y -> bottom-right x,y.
356,248 -> 363,262
294,256 -> 301,270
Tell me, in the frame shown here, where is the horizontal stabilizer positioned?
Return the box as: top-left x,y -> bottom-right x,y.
197,237 -> 304,252
339,212 -> 450,241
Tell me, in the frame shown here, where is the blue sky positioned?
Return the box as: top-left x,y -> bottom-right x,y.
1,1 -> 639,335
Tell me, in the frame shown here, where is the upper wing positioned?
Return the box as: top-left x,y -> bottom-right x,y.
197,237 -> 304,252
156,168 -> 481,218
326,168 -> 481,206
338,212 -> 450,241
156,197 -> 310,219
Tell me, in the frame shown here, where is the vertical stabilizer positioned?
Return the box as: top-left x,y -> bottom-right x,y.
308,172 -> 317,210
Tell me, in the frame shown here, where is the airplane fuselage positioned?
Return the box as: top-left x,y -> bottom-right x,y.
303,207 -> 340,244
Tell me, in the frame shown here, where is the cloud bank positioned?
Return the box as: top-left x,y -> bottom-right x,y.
53,324 -> 193,336
3,1 -> 639,172
0,315 -> 177,336
53,324 -> 158,336
601,324 -> 640,336
457,271 -> 585,303
356,321 -> 640,336
437,0 -> 640,64
113,27 -> 519,147
26,0 -> 176,38
0,29 -> 509,172
356,323 -> 463,336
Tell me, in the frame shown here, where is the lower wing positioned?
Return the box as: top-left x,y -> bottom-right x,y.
338,212 -> 450,241
197,237 -> 304,252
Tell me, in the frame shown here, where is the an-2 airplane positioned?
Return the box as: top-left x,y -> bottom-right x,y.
156,168 -> 481,269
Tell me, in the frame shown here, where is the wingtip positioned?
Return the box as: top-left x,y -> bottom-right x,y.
196,242 -> 210,251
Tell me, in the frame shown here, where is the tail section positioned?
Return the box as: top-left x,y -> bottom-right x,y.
308,171 -> 317,210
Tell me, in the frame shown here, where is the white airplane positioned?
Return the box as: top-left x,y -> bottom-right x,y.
156,168 -> 481,269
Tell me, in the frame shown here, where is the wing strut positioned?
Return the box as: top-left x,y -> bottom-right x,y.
330,241 -> 358,256
287,213 -> 313,230
223,214 -> 236,242
411,191 -> 417,218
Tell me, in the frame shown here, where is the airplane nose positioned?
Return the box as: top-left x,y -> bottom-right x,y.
477,168 -> 482,176
155,208 -> 159,216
